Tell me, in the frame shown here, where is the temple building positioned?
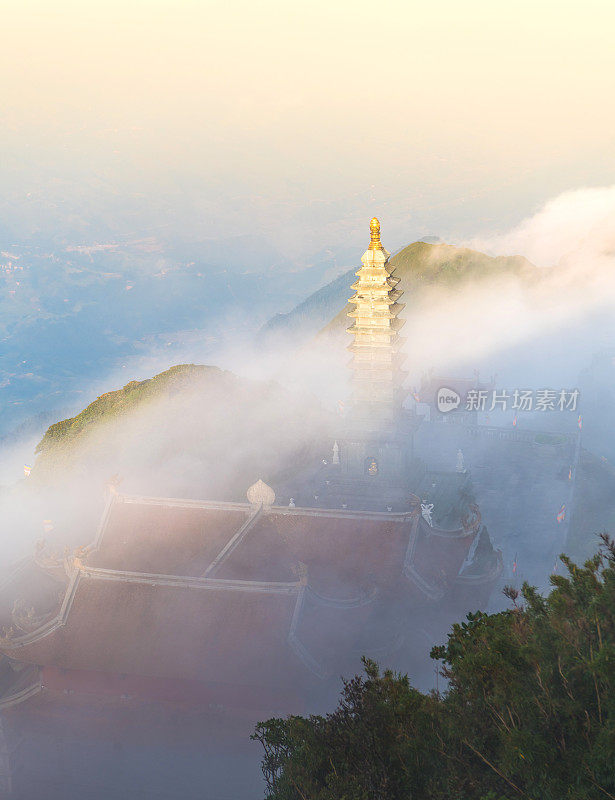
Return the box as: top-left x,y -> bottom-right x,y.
0,219 -> 502,798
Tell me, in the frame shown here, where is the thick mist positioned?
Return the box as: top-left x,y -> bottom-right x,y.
3,184 -> 615,563
1,183 -> 614,799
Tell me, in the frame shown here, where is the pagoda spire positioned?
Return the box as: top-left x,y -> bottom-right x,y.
369,216 -> 383,250
346,218 -> 406,424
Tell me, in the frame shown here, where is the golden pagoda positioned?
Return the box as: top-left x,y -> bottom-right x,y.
347,218 -> 407,424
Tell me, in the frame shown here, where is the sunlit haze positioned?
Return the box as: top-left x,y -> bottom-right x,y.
2,0 -> 615,253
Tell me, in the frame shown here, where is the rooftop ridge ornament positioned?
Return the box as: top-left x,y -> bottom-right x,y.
246,479 -> 276,508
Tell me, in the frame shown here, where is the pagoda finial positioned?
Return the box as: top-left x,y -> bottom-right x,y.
369,217 -> 381,250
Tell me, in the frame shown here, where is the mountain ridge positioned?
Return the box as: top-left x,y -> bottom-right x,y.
259,240 -> 538,347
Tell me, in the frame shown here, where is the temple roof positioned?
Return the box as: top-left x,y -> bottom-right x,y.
213,507 -> 409,597
0,493 -> 501,700
86,500 -> 250,576
5,572 -> 301,687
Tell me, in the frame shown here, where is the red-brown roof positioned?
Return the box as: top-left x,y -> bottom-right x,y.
215,510 -> 409,598
0,493 -> 500,695
6,571 -> 302,687
404,515 -> 476,601
87,499 -> 250,576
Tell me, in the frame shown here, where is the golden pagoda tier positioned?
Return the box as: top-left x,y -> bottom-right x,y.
346,217 -> 407,423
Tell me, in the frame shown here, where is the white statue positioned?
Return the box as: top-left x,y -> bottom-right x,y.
456,449 -> 466,474
288,498 -> 296,508
332,441 -> 340,465
421,503 -> 434,526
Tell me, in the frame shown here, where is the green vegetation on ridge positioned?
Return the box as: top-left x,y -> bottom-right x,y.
36,364 -> 221,458
30,363 -> 330,502
254,537 -> 615,800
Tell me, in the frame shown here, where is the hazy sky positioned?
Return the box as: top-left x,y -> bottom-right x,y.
2,0 -> 615,254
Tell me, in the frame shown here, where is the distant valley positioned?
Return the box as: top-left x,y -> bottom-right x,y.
0,233 -> 347,438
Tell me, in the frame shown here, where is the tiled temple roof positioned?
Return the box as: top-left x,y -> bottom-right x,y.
4,570 -> 301,686
214,507 -> 409,597
0,493 -> 501,702
87,500 -> 250,576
